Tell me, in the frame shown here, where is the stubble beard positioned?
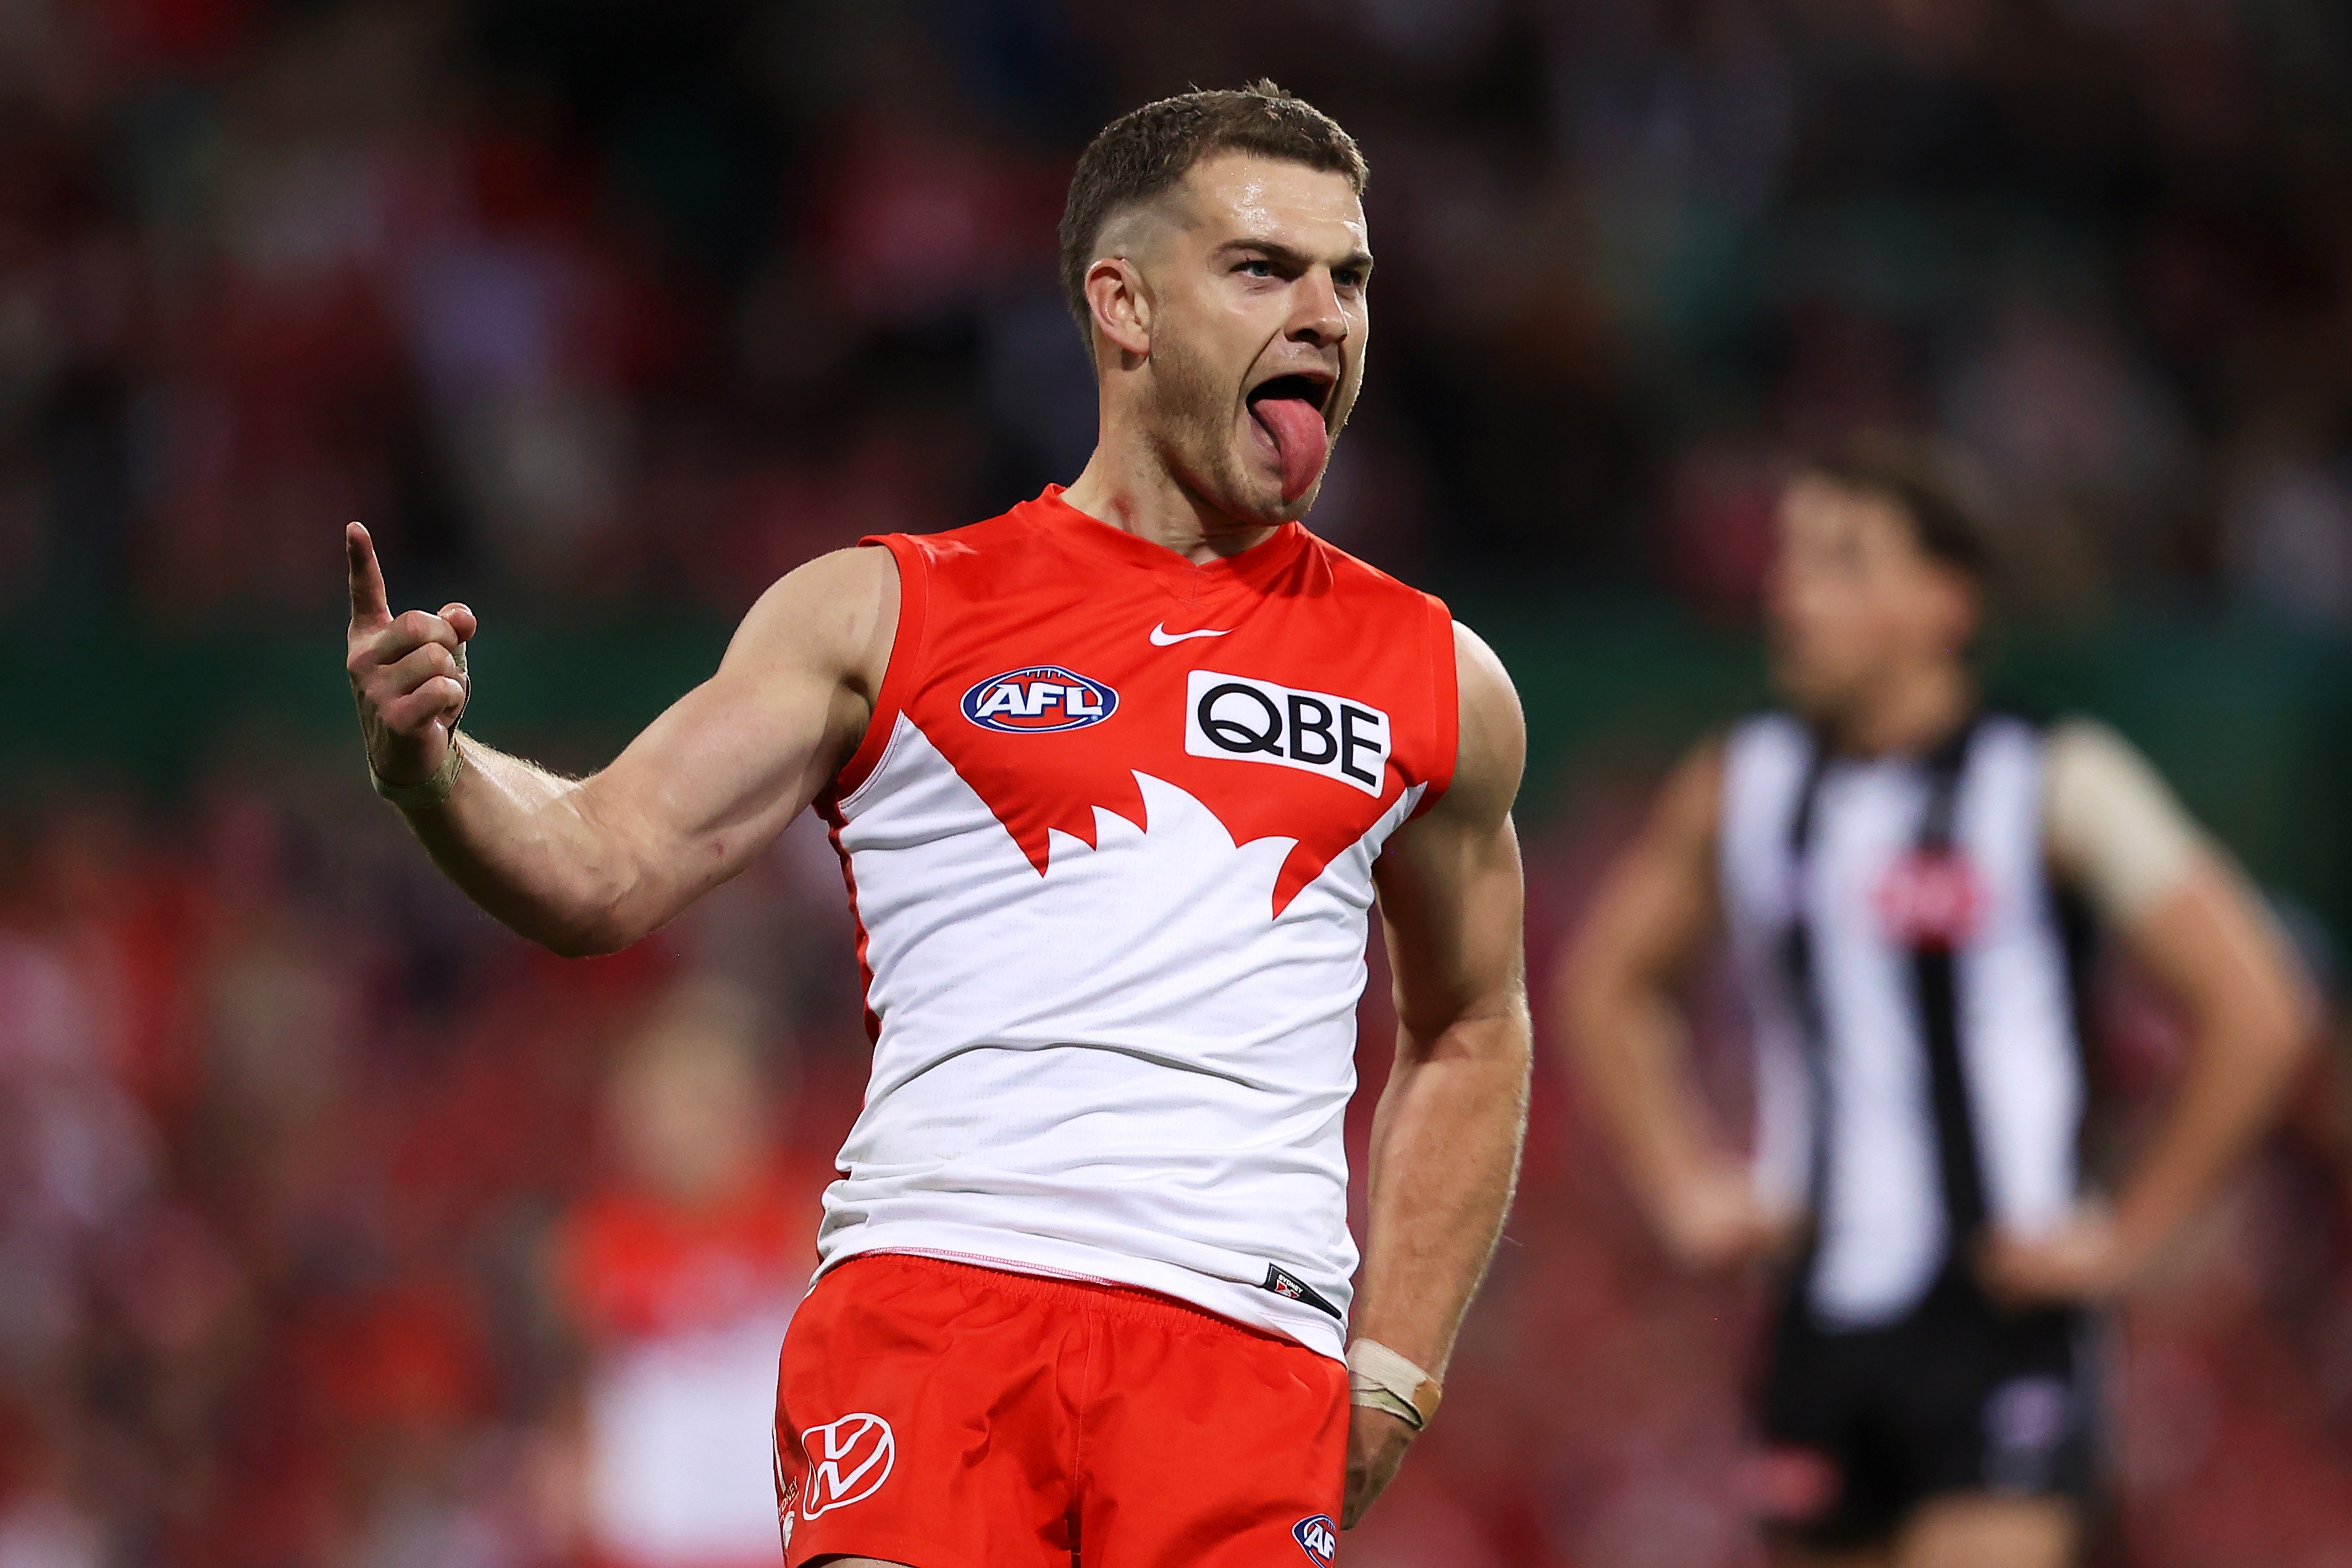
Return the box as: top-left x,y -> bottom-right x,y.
1145,329 -> 1283,527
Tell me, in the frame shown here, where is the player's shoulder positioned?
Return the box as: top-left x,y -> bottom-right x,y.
1721,708 -> 1808,772
864,495 -> 1085,608
1296,526 -> 1449,614
868,502 -> 1034,563
2031,710 -> 2128,756
1298,530 -> 1493,703
2035,712 -> 2177,810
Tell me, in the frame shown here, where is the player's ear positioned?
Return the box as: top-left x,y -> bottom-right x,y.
1085,255 -> 1153,363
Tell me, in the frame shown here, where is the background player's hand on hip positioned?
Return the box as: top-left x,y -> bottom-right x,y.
1342,1404 -> 1416,1529
345,522 -> 476,786
1978,1203 -> 2134,1308
1654,1159 -> 1800,1275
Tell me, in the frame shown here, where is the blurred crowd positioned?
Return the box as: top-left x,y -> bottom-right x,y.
9,1 -> 2352,1566
0,0 -> 2349,620
10,758 -> 2352,1568
0,763 -> 863,1568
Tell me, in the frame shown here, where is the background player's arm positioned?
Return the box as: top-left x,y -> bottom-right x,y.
1983,721 -> 2309,1303
1344,624 -> 1530,1526
1556,741 -> 1794,1271
345,524 -> 896,956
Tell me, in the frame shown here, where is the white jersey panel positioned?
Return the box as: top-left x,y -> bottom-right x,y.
1953,719 -> 2084,1239
1802,760 -> 1947,1327
818,716 -> 1421,1358
1718,718 -> 1816,1213
1718,712 -> 2088,1331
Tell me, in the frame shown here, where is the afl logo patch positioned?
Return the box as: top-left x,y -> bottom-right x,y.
1293,1514 -> 1338,1565
962,666 -> 1119,733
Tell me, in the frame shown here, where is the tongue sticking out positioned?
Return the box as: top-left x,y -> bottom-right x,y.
1252,395 -> 1330,503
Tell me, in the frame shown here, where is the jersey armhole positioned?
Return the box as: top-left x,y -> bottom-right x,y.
1409,593 -> 1460,820
826,534 -> 930,804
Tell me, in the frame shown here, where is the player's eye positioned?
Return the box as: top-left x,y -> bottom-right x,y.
1334,267 -> 1366,291
1238,258 -> 1275,278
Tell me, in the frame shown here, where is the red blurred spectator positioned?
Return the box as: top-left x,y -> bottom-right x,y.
544,981 -> 823,1568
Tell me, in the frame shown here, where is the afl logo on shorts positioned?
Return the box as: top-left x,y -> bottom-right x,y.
1293,1513 -> 1338,1565
799,1412 -> 895,1520
962,666 -> 1119,733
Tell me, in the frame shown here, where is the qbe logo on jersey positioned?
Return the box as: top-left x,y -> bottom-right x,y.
797,1412 -> 894,1520
1186,671 -> 1390,796
963,665 -> 1119,732
1293,1513 -> 1338,1565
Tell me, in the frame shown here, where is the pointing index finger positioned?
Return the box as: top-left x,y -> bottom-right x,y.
346,522 -> 390,626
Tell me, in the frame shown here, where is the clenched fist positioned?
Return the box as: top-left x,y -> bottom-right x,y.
345,522 -> 476,787
1342,1404 -> 1416,1528
1652,1157 -> 1800,1275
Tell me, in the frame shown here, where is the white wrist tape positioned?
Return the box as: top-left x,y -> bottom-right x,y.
1346,1339 -> 1441,1430
371,736 -> 465,811
367,640 -> 471,813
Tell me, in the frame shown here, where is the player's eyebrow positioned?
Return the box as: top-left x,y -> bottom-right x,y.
1215,238 -> 1375,277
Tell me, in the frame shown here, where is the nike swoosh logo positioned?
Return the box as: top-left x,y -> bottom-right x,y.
1149,624 -> 1232,645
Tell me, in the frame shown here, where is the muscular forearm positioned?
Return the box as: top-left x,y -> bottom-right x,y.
2111,1005 -> 2305,1263
400,739 -> 658,956
1351,1009 -> 1530,1377
1569,985 -> 1728,1216
2102,863 -> 2310,1269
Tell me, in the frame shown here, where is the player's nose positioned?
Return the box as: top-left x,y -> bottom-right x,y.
1285,268 -> 1348,348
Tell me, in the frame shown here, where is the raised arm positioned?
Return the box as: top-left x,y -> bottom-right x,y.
1343,623 -> 1529,1527
1556,740 -> 1794,1271
344,522 -> 897,955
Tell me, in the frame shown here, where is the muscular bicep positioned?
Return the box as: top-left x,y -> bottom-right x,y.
1374,624 -> 1527,1042
577,545 -> 899,898
1560,741 -> 1724,1011
2114,856 -> 2307,1043
2043,718 -> 2306,1042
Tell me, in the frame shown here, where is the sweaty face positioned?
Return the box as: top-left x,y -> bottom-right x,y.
1765,476 -> 1976,721
1120,153 -> 1371,522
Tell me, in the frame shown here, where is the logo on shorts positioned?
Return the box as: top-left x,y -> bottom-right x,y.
773,1430 -> 798,1549
963,666 -> 1119,733
1293,1514 -> 1338,1565
1983,1375 -> 2072,1491
799,1412 -> 896,1520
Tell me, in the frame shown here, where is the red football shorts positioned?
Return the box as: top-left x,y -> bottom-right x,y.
773,1252 -> 1348,1567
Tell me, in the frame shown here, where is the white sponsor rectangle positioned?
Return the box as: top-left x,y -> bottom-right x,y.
1183,670 -> 1390,796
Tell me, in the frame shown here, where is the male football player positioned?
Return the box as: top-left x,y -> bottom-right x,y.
1560,439 -> 2305,1567
347,83 -> 1530,1566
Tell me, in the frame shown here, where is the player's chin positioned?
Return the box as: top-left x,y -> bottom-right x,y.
1232,461 -> 1324,522
1766,658 -> 1839,717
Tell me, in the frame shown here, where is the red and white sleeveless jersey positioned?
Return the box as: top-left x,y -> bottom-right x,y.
812,487 -> 1458,1357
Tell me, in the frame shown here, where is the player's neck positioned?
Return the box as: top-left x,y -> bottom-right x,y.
1060,445 -> 1281,566
1831,658 -> 1975,760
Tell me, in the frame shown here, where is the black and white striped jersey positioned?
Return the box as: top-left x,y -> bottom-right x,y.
1720,712 -> 2089,1329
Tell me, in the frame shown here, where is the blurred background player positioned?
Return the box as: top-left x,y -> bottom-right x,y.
539,979 -> 819,1568
1560,437 -> 2309,1566
345,82 -> 1531,1566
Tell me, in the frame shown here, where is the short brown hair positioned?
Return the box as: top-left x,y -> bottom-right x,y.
1804,432 -> 1999,588
1058,80 -> 1368,334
